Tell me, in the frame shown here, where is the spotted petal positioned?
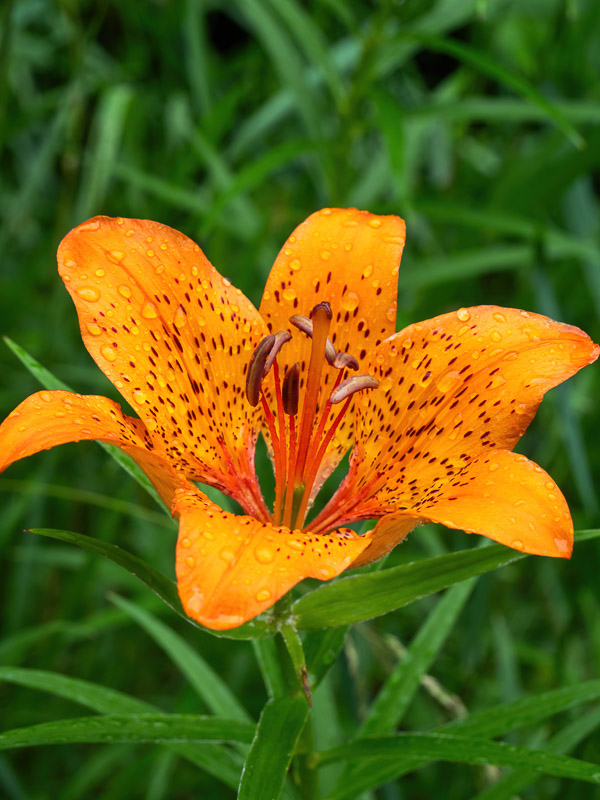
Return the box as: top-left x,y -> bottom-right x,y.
173,487 -> 369,629
58,217 -> 268,512
0,391 -> 189,507
259,208 -> 405,494
357,450 -> 573,563
313,305 -> 598,529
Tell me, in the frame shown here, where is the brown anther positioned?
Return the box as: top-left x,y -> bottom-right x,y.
263,330 -> 292,376
282,363 -> 300,415
310,301 -> 332,320
333,352 -> 359,371
245,334 -> 275,407
330,374 -> 379,404
289,314 -> 337,365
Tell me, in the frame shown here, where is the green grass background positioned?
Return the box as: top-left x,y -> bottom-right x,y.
1,0 -> 600,797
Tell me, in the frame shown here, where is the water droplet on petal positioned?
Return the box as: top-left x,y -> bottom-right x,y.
220,548 -> 235,564
288,540 -> 303,551
86,322 -> 103,336
386,306 -> 396,322
142,301 -> 158,319
256,589 -> 272,602
490,374 -> 506,388
95,269 -> 105,277
554,537 -> 569,554
77,287 -> 100,302
490,330 -> 502,342
118,284 -> 132,299
132,389 -> 146,404
174,305 -> 187,328
107,250 -> 125,264
511,539 -> 525,551
362,264 -> 373,278
100,345 -> 116,362
255,546 -> 274,564
320,250 -> 331,261
457,308 -> 470,322
290,258 -> 301,272
283,287 -> 296,301
369,218 -> 382,228
493,312 -> 506,323
185,556 -> 195,567
489,462 -> 499,472
40,392 -> 51,402
341,292 -> 359,311
435,371 -> 460,393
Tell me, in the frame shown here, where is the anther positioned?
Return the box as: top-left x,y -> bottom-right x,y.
289,314 -> 337,365
282,363 -> 300,415
330,374 -> 379,404
310,301 -> 332,320
333,352 -> 359,371
263,330 -> 292,376
246,334 -> 275,407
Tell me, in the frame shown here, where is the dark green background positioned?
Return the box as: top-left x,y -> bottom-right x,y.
1,0 -> 599,797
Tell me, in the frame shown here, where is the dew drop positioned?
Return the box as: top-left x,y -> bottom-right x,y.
288,540 -> 303,551
100,345 -> 116,362
40,392 -> 51,402
490,374 -> 506,388
385,306 -> 396,322
77,287 -> 100,302
282,287 -> 296,301
185,556 -> 195,567
369,218 -> 382,228
515,403 -> 529,415
362,264 -> 373,278
490,330 -> 502,342
256,589 -> 272,602
255,546 -> 274,564
95,268 -> 105,278
141,301 -> 158,319
435,370 -> 460,393
132,389 -> 146,404
290,258 -> 301,272
107,250 -> 125,264
174,305 -> 187,328
511,539 -> 525,551
118,284 -> 132,299
320,250 -> 331,261
86,322 -> 103,338
341,292 -> 359,311
493,312 -> 506,323
489,462 -> 499,472
220,548 -> 235,564
456,308 -> 470,322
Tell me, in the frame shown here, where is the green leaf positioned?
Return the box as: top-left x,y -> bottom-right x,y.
473,706 -> 600,800
318,732 -> 600,784
27,528 -> 275,640
238,695 -> 309,800
3,337 -> 166,512
293,543 -> 524,630
293,531 -> 600,630
333,679 -> 600,799
0,714 -> 255,751
109,593 -> 252,721
0,666 -> 244,790
358,578 -> 476,737
304,626 -> 349,688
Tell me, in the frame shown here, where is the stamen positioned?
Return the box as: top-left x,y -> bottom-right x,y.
294,303 -> 333,485
290,313 -> 337,365
330,374 -> 379,404
332,352 -> 359,371
282,363 -> 300,415
263,330 -> 292,376
246,334 -> 275,406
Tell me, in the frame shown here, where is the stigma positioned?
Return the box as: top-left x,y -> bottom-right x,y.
245,301 -> 379,530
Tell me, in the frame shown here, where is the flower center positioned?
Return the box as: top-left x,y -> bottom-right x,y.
246,302 -> 378,530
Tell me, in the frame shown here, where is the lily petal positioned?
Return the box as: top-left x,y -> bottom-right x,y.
351,516 -> 419,568
57,217 -> 268,507
0,391 -> 188,507
399,450 -> 571,558
173,487 -> 369,629
314,305 -> 598,528
259,207 -> 405,492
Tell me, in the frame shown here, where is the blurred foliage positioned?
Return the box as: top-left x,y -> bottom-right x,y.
1,0 -> 600,797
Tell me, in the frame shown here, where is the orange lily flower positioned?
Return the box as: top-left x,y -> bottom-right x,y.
0,209 -> 597,630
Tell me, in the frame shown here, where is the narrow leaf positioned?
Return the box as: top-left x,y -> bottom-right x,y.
238,696 -> 308,800
27,528 -> 274,640
319,733 -> 600,784
294,531 -> 600,630
0,715 -> 254,751
109,593 -> 252,721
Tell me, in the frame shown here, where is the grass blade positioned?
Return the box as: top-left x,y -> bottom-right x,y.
238,695 -> 308,800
